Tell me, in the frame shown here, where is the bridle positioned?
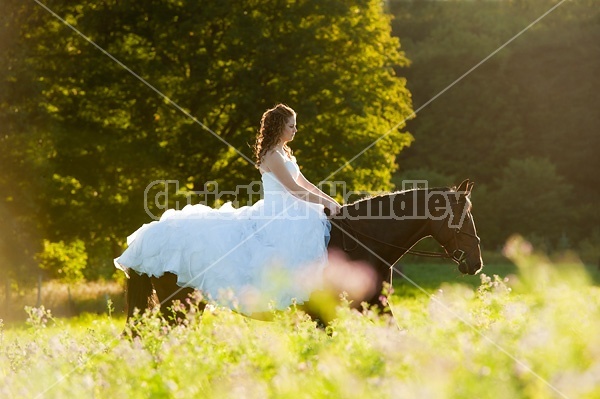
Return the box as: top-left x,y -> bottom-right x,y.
434,219 -> 480,265
337,200 -> 480,266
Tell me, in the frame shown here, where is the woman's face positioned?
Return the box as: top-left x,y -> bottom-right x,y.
280,115 -> 297,143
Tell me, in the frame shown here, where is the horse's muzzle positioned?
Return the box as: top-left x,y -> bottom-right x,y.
459,261 -> 482,275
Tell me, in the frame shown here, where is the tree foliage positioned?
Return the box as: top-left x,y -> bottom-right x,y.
36,239 -> 87,284
390,0 -> 599,249
1,0 -> 413,283
475,157 -> 572,250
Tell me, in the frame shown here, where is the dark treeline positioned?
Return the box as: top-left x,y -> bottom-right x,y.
389,0 -> 599,257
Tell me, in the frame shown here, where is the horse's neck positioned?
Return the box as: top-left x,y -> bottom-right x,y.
348,191 -> 433,262
387,217 -> 431,254
388,189 -> 433,246
351,216 -> 430,264
400,218 -> 431,247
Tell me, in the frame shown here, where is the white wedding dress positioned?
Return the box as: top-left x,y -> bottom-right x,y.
114,156 -> 331,315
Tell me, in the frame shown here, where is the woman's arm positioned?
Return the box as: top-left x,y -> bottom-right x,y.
296,172 -> 339,204
262,152 -> 340,212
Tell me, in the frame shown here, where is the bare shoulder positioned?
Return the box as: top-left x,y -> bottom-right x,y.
261,150 -> 298,188
262,148 -> 282,160
261,149 -> 285,167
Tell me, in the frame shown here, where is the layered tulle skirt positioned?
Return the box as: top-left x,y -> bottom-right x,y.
114,190 -> 331,315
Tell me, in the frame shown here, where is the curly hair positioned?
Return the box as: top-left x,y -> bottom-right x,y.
253,104 -> 295,168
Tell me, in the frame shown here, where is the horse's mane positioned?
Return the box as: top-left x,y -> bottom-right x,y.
342,186 -> 472,212
344,186 -> 453,207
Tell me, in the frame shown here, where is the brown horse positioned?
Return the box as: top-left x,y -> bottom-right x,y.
124,179 -> 482,326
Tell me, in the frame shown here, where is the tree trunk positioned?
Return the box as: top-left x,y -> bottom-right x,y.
68,285 -> 74,315
36,274 -> 42,307
4,278 -> 9,310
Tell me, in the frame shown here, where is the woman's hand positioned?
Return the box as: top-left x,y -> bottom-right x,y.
326,200 -> 342,216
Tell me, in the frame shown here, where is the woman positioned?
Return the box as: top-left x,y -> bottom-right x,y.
115,104 -> 341,315
255,104 -> 341,215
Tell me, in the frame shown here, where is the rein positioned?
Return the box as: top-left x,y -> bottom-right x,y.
337,218 -> 454,260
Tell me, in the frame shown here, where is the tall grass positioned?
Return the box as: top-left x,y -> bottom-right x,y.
2,237 -> 600,398
0,279 -> 125,323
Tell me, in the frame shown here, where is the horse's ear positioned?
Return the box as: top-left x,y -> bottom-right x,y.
467,182 -> 475,195
456,179 -> 470,193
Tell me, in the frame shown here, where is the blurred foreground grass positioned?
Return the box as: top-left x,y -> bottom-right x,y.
2,237 -> 600,398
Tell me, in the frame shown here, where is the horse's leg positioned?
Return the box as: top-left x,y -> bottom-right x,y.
300,289 -> 340,329
365,265 -> 396,324
152,272 -> 200,325
124,271 -> 157,337
126,271 -> 156,322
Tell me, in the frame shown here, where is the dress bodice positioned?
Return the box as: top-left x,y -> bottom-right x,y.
261,156 -> 300,194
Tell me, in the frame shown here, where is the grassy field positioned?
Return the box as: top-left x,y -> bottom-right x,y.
2,239 -> 600,398
0,279 -> 126,324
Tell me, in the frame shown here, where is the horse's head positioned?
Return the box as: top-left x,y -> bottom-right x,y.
429,179 -> 483,275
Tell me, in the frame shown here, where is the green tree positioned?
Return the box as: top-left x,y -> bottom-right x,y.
0,2 -> 47,288
392,167 -> 457,191
476,157 -> 572,250
36,239 -> 87,284
36,239 -> 87,312
2,0 -> 413,282
390,0 -> 599,250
